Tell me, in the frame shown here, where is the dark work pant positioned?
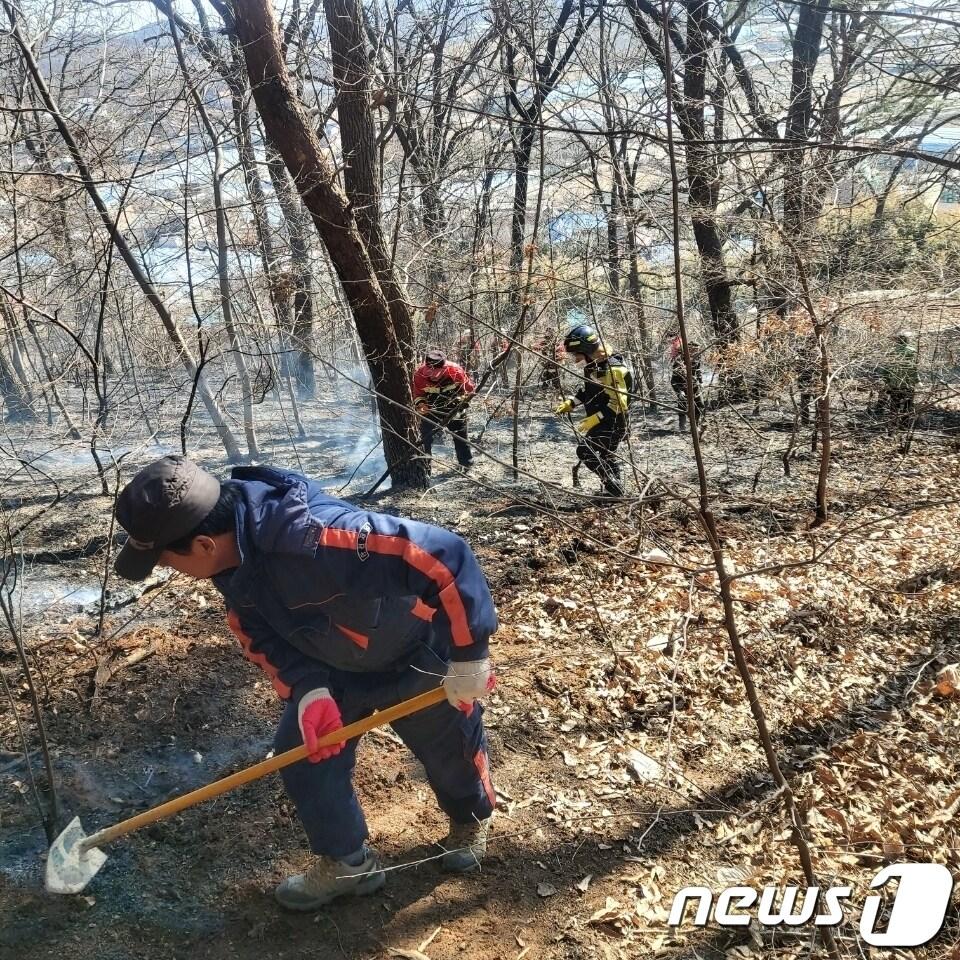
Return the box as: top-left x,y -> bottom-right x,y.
576,415 -> 627,492
422,414 -> 473,466
275,647 -> 495,859
672,372 -> 704,428
887,387 -> 915,424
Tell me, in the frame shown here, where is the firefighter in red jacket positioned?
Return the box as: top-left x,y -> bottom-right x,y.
413,349 -> 476,469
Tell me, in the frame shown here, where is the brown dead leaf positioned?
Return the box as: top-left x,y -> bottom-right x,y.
882,839 -> 905,858
589,897 -> 625,924
934,664 -> 959,697
820,807 -> 850,836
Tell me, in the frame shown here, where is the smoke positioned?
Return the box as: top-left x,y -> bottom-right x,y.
323,362 -> 388,491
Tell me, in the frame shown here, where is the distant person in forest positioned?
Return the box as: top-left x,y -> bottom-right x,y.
537,333 -> 563,394
553,323 -> 632,496
412,348 -> 475,470
668,333 -> 704,432
112,456 -> 497,911
879,330 -> 919,426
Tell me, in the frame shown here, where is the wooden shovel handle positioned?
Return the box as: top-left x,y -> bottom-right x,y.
83,685 -> 447,851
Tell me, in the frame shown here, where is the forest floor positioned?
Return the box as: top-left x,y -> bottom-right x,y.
1,381 -> 959,960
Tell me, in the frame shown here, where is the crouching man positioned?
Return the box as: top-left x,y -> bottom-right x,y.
113,456 -> 497,910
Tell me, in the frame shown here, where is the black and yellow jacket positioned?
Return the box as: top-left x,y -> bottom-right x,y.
572,353 -> 632,432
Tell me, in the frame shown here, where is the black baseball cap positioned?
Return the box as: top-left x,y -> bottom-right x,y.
114,456 -> 221,581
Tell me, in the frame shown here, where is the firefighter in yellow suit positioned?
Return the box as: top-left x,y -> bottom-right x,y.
554,324 -> 632,497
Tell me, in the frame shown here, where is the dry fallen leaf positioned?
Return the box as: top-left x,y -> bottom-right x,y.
537,882 -> 558,898
716,865 -> 751,885
625,749 -> 663,783
641,548 -> 671,565
934,664 -> 959,697
576,874 -> 593,892
589,897 -> 624,924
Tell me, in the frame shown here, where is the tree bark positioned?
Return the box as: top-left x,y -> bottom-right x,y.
681,0 -> 737,344
783,0 -> 830,237
232,0 -> 427,488
623,0 -> 739,344
0,337 -> 33,422
322,0 -> 416,364
0,297 -> 35,421
266,149 -> 317,398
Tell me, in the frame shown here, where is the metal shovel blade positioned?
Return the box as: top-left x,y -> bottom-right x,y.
45,817 -> 108,894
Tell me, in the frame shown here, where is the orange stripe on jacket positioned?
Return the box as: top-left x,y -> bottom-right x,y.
411,597 -> 436,621
226,609 -> 292,699
319,527 -> 473,647
334,623 -> 369,649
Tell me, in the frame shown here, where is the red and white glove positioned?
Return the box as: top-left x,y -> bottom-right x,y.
298,688 -> 346,763
443,658 -> 496,716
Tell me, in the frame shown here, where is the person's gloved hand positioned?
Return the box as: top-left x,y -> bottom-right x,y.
298,689 -> 346,763
444,658 -> 496,716
415,399 -> 430,415
554,397 -> 575,415
578,412 -> 602,432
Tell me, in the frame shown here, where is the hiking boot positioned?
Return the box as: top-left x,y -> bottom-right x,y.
275,848 -> 385,911
441,816 -> 492,873
603,478 -> 624,497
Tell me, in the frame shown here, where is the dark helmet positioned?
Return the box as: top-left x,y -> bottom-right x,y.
563,324 -> 601,356
424,348 -> 446,367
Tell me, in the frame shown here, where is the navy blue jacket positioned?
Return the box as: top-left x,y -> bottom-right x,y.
212,466 -> 497,705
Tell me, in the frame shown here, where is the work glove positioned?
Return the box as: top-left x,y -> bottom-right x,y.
415,399 -> 430,415
554,397 -> 575,415
578,412 -> 602,433
443,658 -> 496,716
298,688 -> 346,763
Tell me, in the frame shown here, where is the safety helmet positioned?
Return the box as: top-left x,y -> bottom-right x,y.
425,348 -> 446,367
563,324 -> 601,356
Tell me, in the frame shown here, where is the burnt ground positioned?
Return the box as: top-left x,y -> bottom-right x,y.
1,381 -> 960,960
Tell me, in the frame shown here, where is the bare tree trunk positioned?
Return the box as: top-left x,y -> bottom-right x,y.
322,0 -> 417,363
0,343 -> 32,421
4,1 -> 242,462
168,11 -> 259,459
783,0 -> 830,237
266,149 -> 317,398
0,301 -> 35,421
682,0 -> 737,344
626,225 -> 657,404
3,312 -> 34,408
233,0 -> 427,488
623,0 -> 738,344
606,183 -> 621,296
20,311 -> 80,439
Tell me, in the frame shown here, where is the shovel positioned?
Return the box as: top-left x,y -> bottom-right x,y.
46,685 -> 447,895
